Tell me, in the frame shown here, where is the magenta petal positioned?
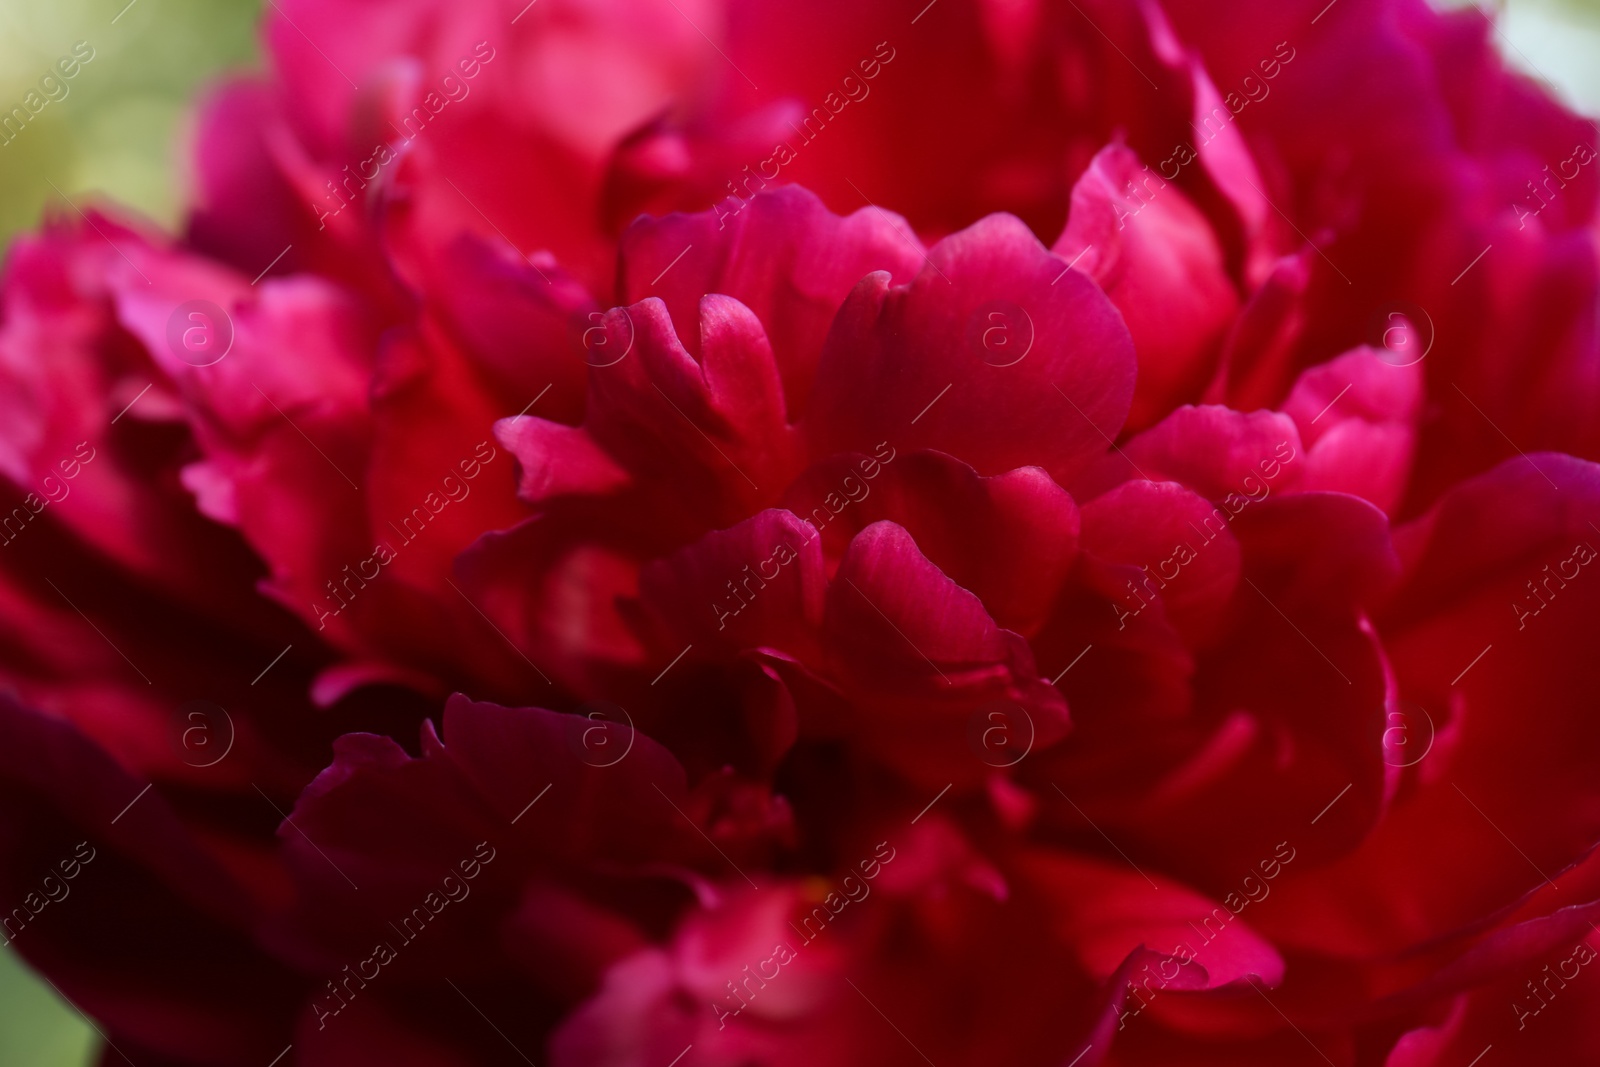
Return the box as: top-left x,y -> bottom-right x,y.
639,508 -> 826,656
1056,143 -> 1239,430
112,258 -> 381,637
496,416 -> 633,506
1206,250 -> 1315,412
1231,491 -> 1401,615
820,520 -> 1069,785
826,520 -> 1017,687
619,186 -> 924,420
548,295 -> 802,529
1019,849 -> 1283,989
549,887 -> 856,1067
805,213 -> 1136,485
783,449 -> 1080,635
1380,897 -> 1600,1013
275,699 -> 698,985
1078,404 -> 1302,504
1283,347 -> 1424,513
0,219 -> 255,608
440,695 -> 691,863
0,696 -> 301,1062
1060,491 -> 1399,884
455,514 -> 647,694
186,81 -> 324,280
407,233 -> 596,427
1267,455 -> 1600,957
1079,479 -> 1242,647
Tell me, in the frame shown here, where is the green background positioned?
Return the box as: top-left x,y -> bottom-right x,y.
0,0 -> 1595,1063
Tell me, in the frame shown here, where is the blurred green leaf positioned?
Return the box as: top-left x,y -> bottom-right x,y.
0,949 -> 97,1067
0,0 -> 264,246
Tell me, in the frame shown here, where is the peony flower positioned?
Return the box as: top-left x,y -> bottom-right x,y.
2,0 -> 1599,1064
